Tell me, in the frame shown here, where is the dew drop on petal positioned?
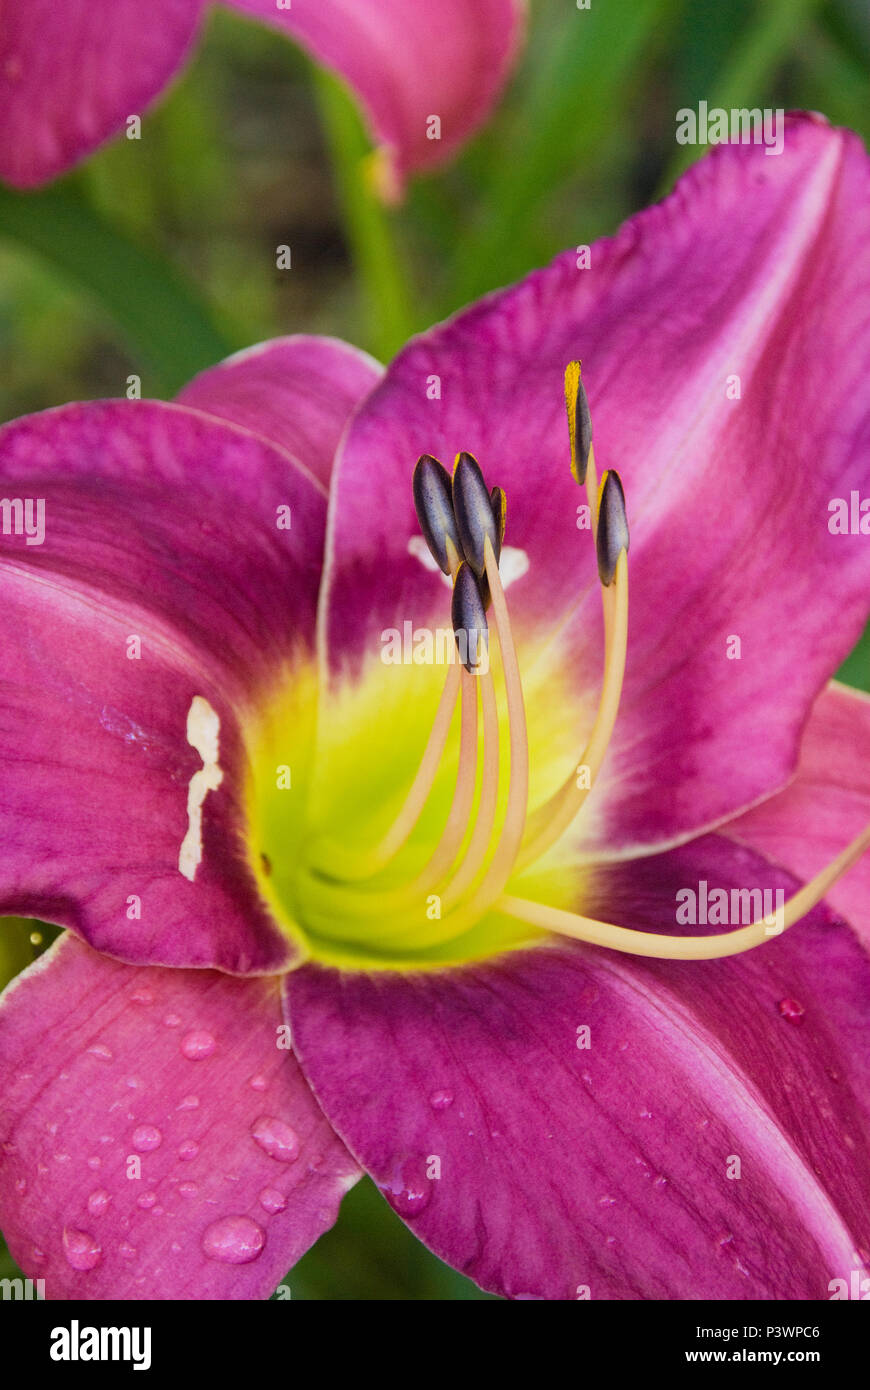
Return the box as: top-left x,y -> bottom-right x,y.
429,1089 -> 453,1111
178,1140 -> 199,1162
177,1095 -> 200,1111
259,1187 -> 287,1215
87,1044 -> 113,1061
118,1242 -> 137,1260
248,1074 -> 267,1092
87,1189 -> 111,1217
379,1158 -> 432,1219
87,1156 -> 101,1171
131,1125 -> 162,1153
777,997 -> 805,1024
251,1116 -> 300,1163
181,1030 -> 216,1060
163,1013 -> 181,1028
137,1192 -> 157,1210
130,988 -> 154,1006
62,1227 -> 102,1271
201,1216 -> 265,1264
178,1182 -> 198,1197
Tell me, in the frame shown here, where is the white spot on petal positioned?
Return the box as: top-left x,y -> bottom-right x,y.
407,536 -> 529,590
178,696 -> 223,882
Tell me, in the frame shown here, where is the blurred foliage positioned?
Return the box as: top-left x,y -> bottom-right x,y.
0,0 -> 869,1297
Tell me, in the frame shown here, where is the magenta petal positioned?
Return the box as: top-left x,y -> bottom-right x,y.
0,0 -> 205,188
0,399 -> 325,971
177,336 -> 382,489
226,0 -> 524,192
726,682 -> 870,951
286,836 -> 870,1300
0,935 -> 358,1299
321,116 -> 870,852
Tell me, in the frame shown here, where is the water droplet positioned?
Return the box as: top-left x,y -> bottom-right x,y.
62,1227 -> 102,1271
137,1192 -> 157,1210
178,1140 -> 199,1162
131,1125 -> 162,1153
177,1095 -> 200,1111
87,1044 -> 113,1061
118,1242 -> 137,1260
259,1187 -> 287,1215
14,1178 -> 26,1195
181,1030 -> 216,1061
251,1116 -> 300,1163
777,997 -> 805,1024
54,1152 -> 71,1164
248,1074 -> 267,1092
163,1013 -> 181,1028
125,1076 -> 143,1090
30,1247 -> 45,1264
598,1194 -> 616,1206
429,1089 -> 454,1111
130,988 -> 153,1006
87,1156 -> 101,1171
379,1158 -> 432,1218
201,1215 -> 265,1265
178,1182 -> 198,1197
87,1189 -> 111,1217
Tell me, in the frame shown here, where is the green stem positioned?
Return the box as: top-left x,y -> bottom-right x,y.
0,182 -> 235,396
313,72 -> 414,363
659,0 -> 825,192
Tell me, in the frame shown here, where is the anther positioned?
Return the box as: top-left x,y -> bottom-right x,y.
490,486 -> 506,561
564,361 -> 592,485
451,561 -> 489,673
452,451 -> 499,579
596,470 -> 629,587
413,454 -> 464,575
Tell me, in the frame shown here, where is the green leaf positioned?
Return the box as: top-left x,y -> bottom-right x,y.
0,183 -> 236,395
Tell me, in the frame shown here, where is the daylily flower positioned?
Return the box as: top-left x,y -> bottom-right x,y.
2,113 -> 870,1301
0,0 -> 524,195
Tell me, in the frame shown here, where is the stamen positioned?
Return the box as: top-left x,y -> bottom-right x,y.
596,470 -> 630,587
413,454 -> 464,575
518,477 -> 629,869
500,815 -> 870,957
452,452 -> 500,579
435,536 -> 529,926
490,486 -> 506,559
452,561 -> 489,673
564,360 -> 592,486
442,666 -> 499,907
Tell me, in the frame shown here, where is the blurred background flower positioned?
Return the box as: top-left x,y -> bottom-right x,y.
1,0 -> 869,1298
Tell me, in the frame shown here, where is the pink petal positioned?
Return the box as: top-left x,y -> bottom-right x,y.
0,0 -> 205,188
0,934 -> 358,1298
177,335 -> 382,489
226,0 -> 525,193
287,834 -> 870,1299
0,399 -> 325,972
726,681 -> 870,951
320,115 -> 870,855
